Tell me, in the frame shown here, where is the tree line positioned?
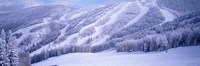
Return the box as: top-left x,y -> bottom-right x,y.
0,30 -> 31,66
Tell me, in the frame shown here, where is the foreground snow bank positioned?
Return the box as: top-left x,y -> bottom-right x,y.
33,46 -> 200,66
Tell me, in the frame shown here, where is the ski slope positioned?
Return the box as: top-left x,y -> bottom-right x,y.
69,11 -> 88,20
30,0 -> 177,57
151,0 -> 176,23
30,2 -> 135,56
14,17 -> 51,44
124,1 -> 149,28
33,46 -> 200,66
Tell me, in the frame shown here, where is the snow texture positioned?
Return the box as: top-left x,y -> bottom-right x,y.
33,46 -> 200,66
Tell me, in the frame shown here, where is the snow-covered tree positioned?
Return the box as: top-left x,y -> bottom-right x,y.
7,30 -> 19,66
0,30 -> 9,66
0,30 -> 19,66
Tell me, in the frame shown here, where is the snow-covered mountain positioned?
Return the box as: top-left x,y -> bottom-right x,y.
0,0 -> 200,64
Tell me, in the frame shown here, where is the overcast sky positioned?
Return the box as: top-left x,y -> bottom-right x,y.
0,0 -> 129,13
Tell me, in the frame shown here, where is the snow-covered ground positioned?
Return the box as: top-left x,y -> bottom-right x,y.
33,46 -> 200,66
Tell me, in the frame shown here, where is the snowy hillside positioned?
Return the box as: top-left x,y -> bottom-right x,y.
30,0 -> 200,63
31,0 -> 172,56
0,5 -> 73,31
33,46 -> 200,66
0,5 -> 75,51
157,0 -> 200,16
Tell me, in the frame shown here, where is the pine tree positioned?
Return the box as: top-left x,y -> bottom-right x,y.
0,30 -> 9,66
7,30 -> 19,66
0,38 -> 8,66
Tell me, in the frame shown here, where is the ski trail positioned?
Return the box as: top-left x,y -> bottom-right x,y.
30,14 -> 69,56
30,10 -> 90,56
30,2 -> 133,56
124,1 -> 149,28
160,9 -> 176,22
150,0 -> 176,23
14,18 -> 51,44
88,2 -> 132,46
69,11 -> 88,20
